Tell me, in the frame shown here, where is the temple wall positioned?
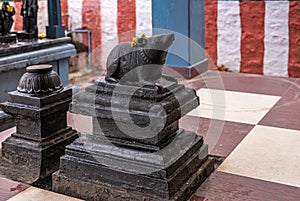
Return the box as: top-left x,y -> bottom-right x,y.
11,0 -> 300,77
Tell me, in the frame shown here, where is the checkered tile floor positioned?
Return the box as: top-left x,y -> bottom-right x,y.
1,71 -> 300,200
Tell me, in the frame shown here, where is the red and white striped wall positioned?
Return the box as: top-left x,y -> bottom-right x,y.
12,0 -> 300,78
206,0 -> 300,77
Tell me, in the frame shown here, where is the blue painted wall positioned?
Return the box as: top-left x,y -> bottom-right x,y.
152,0 -> 205,68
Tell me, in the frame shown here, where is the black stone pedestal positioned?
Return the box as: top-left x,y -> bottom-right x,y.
53,133 -> 214,200
0,34 -> 16,44
0,65 -> 79,184
17,31 -> 38,41
0,127 -> 77,184
53,160 -> 214,201
53,77 -> 214,200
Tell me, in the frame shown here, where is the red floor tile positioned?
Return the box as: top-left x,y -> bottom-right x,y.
259,79 -> 300,130
192,171 -> 300,201
180,116 -> 254,157
0,177 -> 29,201
184,71 -> 294,96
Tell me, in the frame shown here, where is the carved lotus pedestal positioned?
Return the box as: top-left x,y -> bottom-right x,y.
53,76 -> 214,200
0,65 -> 78,184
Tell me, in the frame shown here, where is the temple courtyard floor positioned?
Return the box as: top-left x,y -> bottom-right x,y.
1,71 -> 300,200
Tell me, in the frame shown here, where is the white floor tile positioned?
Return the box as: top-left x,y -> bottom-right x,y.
188,89 -> 281,124
218,125 -> 300,188
8,187 -> 83,201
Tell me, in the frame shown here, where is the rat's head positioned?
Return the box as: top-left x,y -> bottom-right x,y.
135,33 -> 175,51
135,33 -> 175,65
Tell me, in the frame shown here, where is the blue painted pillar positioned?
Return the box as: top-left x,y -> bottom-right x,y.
152,0 -> 207,77
46,0 -> 65,38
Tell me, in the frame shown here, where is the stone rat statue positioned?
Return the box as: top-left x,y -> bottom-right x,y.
0,2 -> 15,36
105,33 -> 175,86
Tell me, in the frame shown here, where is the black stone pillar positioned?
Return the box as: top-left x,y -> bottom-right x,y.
0,65 -> 78,184
46,0 -> 65,39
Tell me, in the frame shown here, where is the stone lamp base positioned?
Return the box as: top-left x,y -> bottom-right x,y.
0,65 -> 79,185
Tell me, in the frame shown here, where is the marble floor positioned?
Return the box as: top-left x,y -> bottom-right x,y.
7,187 -> 83,201
1,71 -> 300,200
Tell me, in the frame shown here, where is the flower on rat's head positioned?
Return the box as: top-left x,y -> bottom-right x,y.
131,36 -> 138,47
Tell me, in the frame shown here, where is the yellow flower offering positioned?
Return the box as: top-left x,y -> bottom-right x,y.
6,5 -> 13,13
131,36 -> 138,47
38,33 -> 47,39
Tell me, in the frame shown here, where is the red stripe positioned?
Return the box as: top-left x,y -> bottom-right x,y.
117,0 -> 136,43
240,1 -> 265,74
60,0 -> 69,31
205,0 -> 218,70
13,0 -> 22,31
288,1 -> 300,78
82,0 -> 102,65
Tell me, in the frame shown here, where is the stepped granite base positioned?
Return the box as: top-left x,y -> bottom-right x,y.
53,76 -> 213,200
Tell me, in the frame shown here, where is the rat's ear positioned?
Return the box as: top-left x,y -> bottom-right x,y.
137,37 -> 148,47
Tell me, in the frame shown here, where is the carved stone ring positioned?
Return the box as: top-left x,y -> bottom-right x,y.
17,65 -> 63,95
